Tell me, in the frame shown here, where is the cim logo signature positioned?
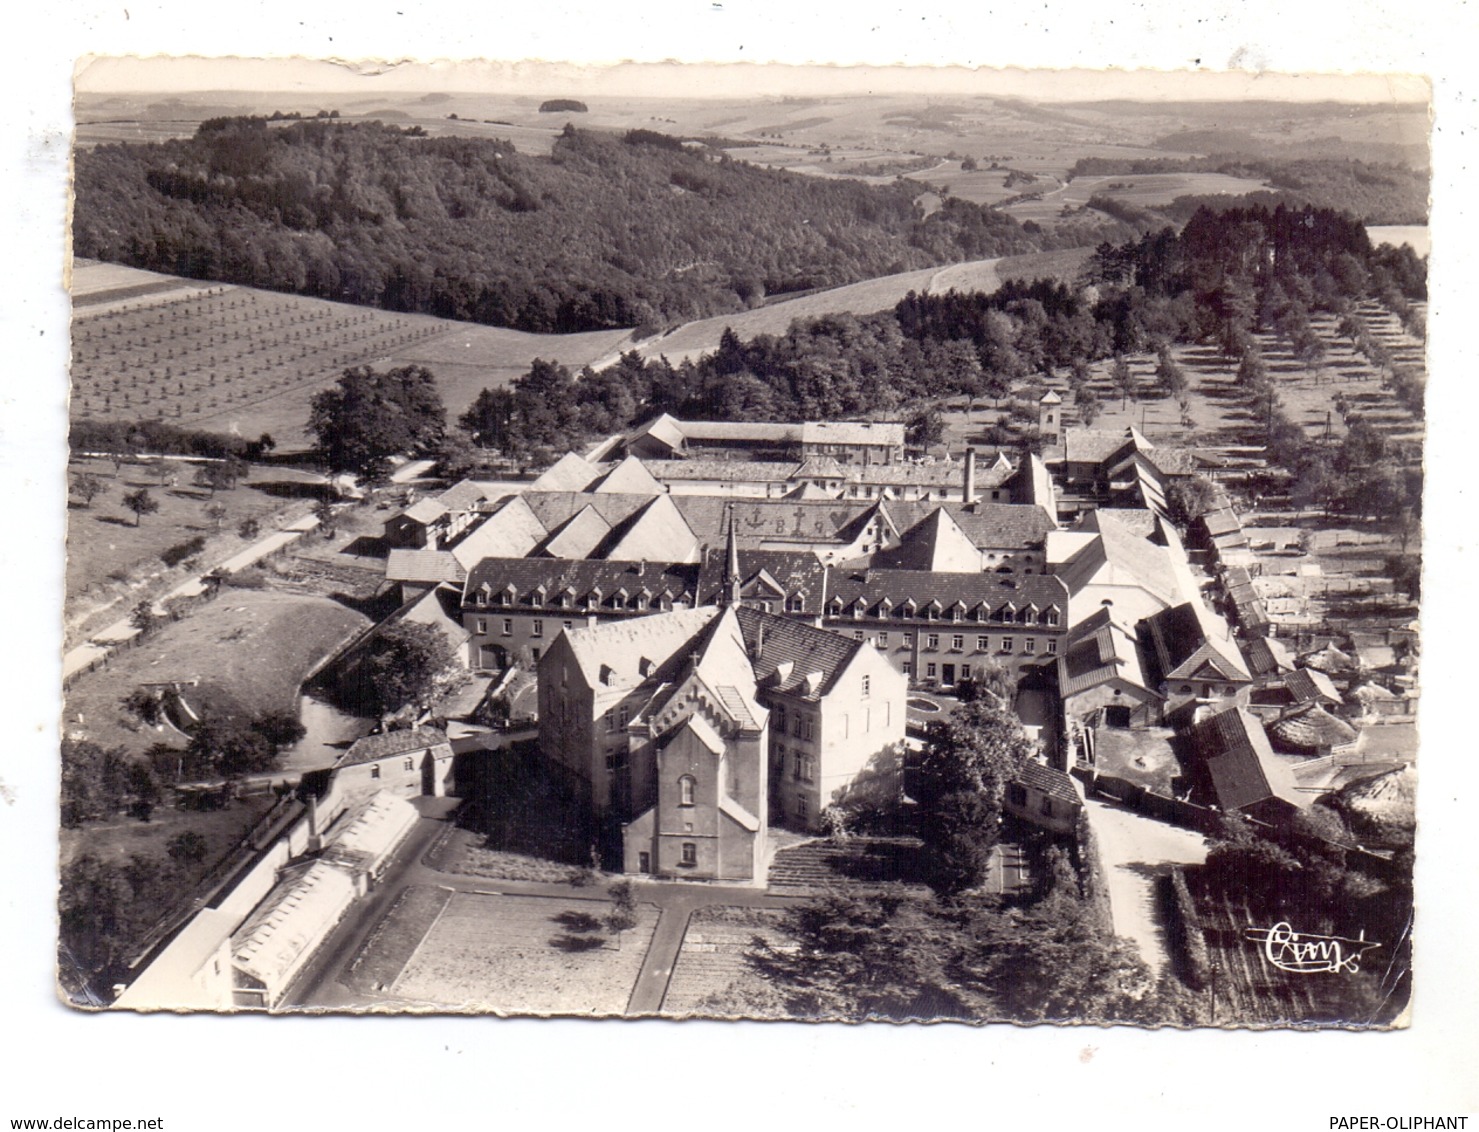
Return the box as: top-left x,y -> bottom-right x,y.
1244,922 -> 1382,974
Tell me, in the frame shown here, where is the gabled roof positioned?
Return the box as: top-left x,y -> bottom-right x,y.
695,548 -> 827,610
536,504 -> 614,559
784,481 -> 840,500
734,606 -> 864,700
231,862 -> 355,990
386,549 -> 466,585
1142,601 -> 1251,685
1058,606 -> 1155,698
1057,426 -> 1155,465
591,455 -> 663,496
560,606 -> 719,693
449,495 -> 548,569
336,727 -> 450,768
321,791 -> 419,873
599,494 -> 701,562
886,500 -> 1056,551
1191,707 -> 1304,813
1052,508 -> 1189,610
529,451 -> 602,493
1014,759 -> 1079,803
1284,666 -> 1341,704
437,479 -> 489,512
792,455 -> 848,479
402,496 -> 449,525
871,508 -> 981,572
628,412 -> 688,452
1245,635 -> 1297,678
1198,507 -> 1244,539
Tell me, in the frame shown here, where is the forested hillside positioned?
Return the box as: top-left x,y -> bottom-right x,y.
73,118 -> 1118,334
1068,154 -> 1428,225
455,203 -> 1426,464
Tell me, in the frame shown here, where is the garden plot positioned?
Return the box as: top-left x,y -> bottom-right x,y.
389,891 -> 658,1015
662,906 -> 790,1018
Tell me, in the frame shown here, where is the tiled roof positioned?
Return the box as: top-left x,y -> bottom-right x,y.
1014,759 -> 1080,803
561,607 -> 719,693
336,727 -> 450,768
871,508 -> 982,572
321,791 -> 419,871
802,420 -> 906,447
1058,607 -> 1153,698
887,501 -> 1056,550
437,479 -> 489,512
537,505 -> 613,559
402,497 -> 448,525
600,494 -> 701,561
1245,636 -> 1296,677
1054,508 -> 1188,608
735,606 -> 862,700
824,569 -> 1068,626
591,455 -> 663,495
1142,601 -> 1251,684
1057,427 -> 1154,465
1284,667 -> 1341,704
449,495 -> 549,569
462,557 -> 699,610
682,420 -> 804,443
695,548 -> 827,610
655,458 -> 803,483
628,413 -> 687,451
1198,508 -> 1244,539
1191,707 -> 1303,812
529,452 -> 601,493
386,549 -> 466,585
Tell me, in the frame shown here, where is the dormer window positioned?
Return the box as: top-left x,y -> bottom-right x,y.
1043,606 -> 1061,627
951,601 -> 966,622
829,597 -> 845,617
587,588 -> 603,611
851,598 -> 867,619
786,594 -> 805,613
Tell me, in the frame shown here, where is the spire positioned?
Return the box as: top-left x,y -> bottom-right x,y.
722,502 -> 742,607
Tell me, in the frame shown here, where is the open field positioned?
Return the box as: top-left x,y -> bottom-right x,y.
385,891 -> 658,1014
70,261 -> 632,448
662,905 -> 789,1017
426,825 -> 586,885
65,456 -> 322,609
62,588 -> 371,756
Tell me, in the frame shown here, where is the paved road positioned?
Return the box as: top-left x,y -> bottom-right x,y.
282,798 -> 811,1014
1082,795 -> 1210,973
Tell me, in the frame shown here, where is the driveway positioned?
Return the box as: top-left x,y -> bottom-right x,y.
1082,795 -> 1210,973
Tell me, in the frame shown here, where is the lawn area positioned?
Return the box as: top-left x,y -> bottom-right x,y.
62,588 -> 371,757
426,825 -> 587,885
342,884 -> 452,997
65,459 -> 315,601
385,891 -> 658,1014
663,905 -> 789,1018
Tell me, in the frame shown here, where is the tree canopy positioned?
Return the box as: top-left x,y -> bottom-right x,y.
307,365 -> 446,476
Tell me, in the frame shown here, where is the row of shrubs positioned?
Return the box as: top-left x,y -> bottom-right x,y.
160,535 -> 207,567
1162,867 -> 1212,990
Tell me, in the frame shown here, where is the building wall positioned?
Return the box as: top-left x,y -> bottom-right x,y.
333,746 -> 454,804
1064,681 -> 1161,729
825,616 -> 1064,689
1004,782 -> 1078,834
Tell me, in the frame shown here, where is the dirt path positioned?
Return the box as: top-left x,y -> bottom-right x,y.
1083,795 -> 1210,973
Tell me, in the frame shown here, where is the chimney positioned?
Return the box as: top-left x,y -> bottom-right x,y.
963,447 -> 977,507
751,620 -> 766,661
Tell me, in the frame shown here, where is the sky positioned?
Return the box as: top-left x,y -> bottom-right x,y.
74,55 -> 1431,105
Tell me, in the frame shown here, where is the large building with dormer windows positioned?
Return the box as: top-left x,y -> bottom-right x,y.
535,541 -> 907,879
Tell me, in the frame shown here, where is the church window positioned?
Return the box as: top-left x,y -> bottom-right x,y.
678,775 -> 695,806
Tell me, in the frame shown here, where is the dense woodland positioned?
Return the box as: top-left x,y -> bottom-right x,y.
454,204 -> 1427,470
73,118 -> 1121,334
